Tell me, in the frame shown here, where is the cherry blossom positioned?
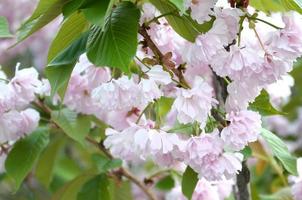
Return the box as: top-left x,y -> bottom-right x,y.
172,77 -> 217,128
221,110 -> 262,151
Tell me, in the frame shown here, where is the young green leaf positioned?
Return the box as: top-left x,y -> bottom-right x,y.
109,180 -> 134,200
46,32 -> 89,98
150,0 -> 198,42
155,175 -> 175,191
47,11 -> 89,62
5,128 -> 49,191
52,173 -> 96,200
182,166 -> 198,199
51,109 -> 91,145
249,90 -> 284,116
150,0 -> 214,42
87,1 -> 140,72
155,97 -> 174,126
82,0 -> 110,25
261,128 -> 298,175
48,32 -> 89,66
259,187 -> 292,200
169,0 -> 185,13
35,137 -> 65,188
45,63 -> 75,99
92,154 -> 122,173
0,16 -> 13,38
17,0 -> 66,43
77,174 -> 110,200
250,0 -> 302,14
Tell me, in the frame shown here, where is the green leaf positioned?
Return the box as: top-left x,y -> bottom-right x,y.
62,0 -> 110,25
49,31 -> 89,66
168,122 -> 194,135
87,1 -> 140,72
47,11 -> 88,62
82,0 -> 110,25
52,173 -> 95,200
110,181 -> 133,200
155,97 -> 174,126
0,16 -> 13,38
62,0 -> 86,17
77,174 -> 110,200
181,166 -> 198,200
5,128 -> 49,191
241,146 -> 253,161
46,32 -> 89,98
35,137 -> 65,188
261,128 -> 298,175
149,0 -> 214,42
169,0 -> 185,13
92,154 -> 122,173
51,109 -> 91,145
45,63 -> 74,99
249,90 -> 283,116
155,175 -> 175,191
250,0 -> 302,14
17,0 -> 66,43
260,187 -> 293,200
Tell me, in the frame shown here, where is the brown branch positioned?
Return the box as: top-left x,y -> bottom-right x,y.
85,136 -> 158,200
121,168 -> 158,200
210,66 -> 250,199
34,99 -> 158,200
139,25 -> 190,89
235,162 -> 250,200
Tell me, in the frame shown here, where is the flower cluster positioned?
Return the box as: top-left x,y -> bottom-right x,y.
1,0 -> 302,199
0,65 -> 43,143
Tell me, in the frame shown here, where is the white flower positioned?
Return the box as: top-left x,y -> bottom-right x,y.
9,65 -> 42,107
139,79 -> 162,106
172,77 -> 217,128
20,108 -> 40,134
92,76 -> 141,112
147,65 -> 172,85
185,129 -> 243,180
221,110 -> 262,151
0,110 -> 24,142
184,0 -> 217,24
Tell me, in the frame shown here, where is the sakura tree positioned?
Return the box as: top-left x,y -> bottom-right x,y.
0,0 -> 302,199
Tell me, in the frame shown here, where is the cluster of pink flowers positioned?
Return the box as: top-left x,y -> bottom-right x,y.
0,65 -> 44,143
166,178 -> 233,200
1,0 -> 302,198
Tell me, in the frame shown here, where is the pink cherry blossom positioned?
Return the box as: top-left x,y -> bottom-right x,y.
192,178 -> 220,200
172,77 -> 217,128
184,0 -> 217,24
9,65 -> 42,108
185,130 -> 243,180
0,110 -> 25,142
20,108 -> 40,134
92,76 -> 141,112
221,110 -> 262,151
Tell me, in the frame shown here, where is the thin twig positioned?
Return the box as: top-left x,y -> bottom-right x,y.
85,136 -> 158,200
138,25 -> 191,89
249,17 -> 282,29
121,168 -> 158,200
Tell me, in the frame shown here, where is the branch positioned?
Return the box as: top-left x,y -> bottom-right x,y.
210,68 -> 251,199
85,136 -> 158,200
121,168 -> 158,200
235,162 -> 250,200
139,25 -> 190,89
34,99 -> 158,200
